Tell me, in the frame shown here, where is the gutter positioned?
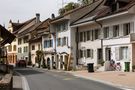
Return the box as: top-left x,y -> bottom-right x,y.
71,11 -> 129,28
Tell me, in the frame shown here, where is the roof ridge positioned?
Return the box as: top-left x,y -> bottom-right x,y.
51,0 -> 102,21
13,17 -> 36,34
71,0 -> 104,25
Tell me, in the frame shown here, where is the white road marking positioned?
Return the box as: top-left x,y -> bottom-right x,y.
16,72 -> 30,90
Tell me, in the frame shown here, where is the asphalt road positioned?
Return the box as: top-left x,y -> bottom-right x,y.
16,67 -> 122,90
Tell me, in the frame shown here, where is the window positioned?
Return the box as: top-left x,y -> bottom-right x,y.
87,49 -> 90,58
57,38 -> 61,46
87,49 -> 93,58
44,41 -> 47,48
23,36 -> 28,43
104,27 -> 109,38
80,32 -> 83,42
56,25 -> 61,32
13,45 -> 16,51
62,22 -> 68,31
94,29 -> 100,40
50,40 -> 53,47
8,45 -> 12,52
44,40 -> 53,48
120,47 -> 128,60
83,32 -> 86,42
56,22 -> 68,32
32,45 -> 35,50
113,25 -> 119,37
123,23 -> 130,36
80,50 -> 83,58
87,31 -> 90,41
62,37 -> 66,46
24,46 -> 28,53
18,38 -> 22,45
18,48 -> 22,53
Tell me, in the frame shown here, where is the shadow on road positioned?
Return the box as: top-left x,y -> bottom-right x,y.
14,67 -> 44,76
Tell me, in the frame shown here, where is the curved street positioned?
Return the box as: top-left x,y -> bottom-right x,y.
16,67 -> 122,90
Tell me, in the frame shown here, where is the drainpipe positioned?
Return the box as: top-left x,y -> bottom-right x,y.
94,19 -> 103,62
76,27 -> 79,65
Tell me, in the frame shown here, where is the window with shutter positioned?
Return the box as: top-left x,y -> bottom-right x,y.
87,31 -> 90,41
84,32 -> 86,42
123,23 -> 130,36
80,32 -> 83,42
91,49 -> 94,59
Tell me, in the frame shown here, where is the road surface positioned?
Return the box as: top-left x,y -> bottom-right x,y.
16,67 -> 122,90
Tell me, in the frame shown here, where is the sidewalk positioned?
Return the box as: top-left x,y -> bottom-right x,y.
13,72 -> 23,90
66,70 -> 135,90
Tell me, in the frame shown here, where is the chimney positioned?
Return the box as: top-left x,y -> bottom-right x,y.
36,13 -> 40,23
17,20 -> 19,23
51,13 -> 55,19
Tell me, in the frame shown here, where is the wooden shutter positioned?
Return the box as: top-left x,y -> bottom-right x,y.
130,22 -> 134,33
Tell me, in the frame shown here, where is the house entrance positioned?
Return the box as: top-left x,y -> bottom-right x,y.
105,48 -> 111,61
47,58 -> 50,69
97,49 -> 103,64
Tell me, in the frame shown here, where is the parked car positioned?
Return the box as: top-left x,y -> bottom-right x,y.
16,60 -> 27,68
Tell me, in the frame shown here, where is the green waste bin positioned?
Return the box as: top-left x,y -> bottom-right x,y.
124,62 -> 130,72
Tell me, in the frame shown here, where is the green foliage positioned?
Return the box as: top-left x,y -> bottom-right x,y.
42,59 -> 47,68
98,60 -> 104,66
59,2 -> 80,15
36,50 -> 44,68
78,0 -> 93,5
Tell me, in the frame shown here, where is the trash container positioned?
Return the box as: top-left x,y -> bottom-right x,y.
87,63 -> 94,72
124,62 -> 130,72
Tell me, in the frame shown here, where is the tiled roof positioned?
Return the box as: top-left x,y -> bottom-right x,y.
0,25 -> 16,46
28,19 -> 51,42
11,23 -> 24,32
13,17 -> 36,34
51,0 -> 102,22
71,0 -> 135,26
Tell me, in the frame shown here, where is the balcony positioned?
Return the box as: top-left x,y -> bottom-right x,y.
103,33 -> 135,46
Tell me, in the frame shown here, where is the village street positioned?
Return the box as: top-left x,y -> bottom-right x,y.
15,67 -> 122,90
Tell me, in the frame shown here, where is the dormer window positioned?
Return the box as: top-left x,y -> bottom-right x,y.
105,0 -> 129,12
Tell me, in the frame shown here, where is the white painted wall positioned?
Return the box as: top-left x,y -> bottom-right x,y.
30,42 -> 41,64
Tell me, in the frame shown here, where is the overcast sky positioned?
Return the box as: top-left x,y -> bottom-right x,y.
0,0 -> 77,27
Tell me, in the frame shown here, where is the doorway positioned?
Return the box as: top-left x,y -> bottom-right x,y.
97,49 -> 103,64
47,58 -> 50,69
105,48 -> 111,61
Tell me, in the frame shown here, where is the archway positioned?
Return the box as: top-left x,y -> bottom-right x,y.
47,58 -> 50,69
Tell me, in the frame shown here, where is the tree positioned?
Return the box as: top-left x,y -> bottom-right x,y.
35,50 -> 44,68
59,2 -> 80,15
78,0 -> 93,5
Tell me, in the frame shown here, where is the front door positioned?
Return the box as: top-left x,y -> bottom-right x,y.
106,48 -> 111,61
97,49 -> 103,64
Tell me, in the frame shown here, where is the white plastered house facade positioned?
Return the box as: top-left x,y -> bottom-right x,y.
49,19 -> 71,70
42,0 -> 103,70
42,33 -> 56,69
71,0 -> 135,71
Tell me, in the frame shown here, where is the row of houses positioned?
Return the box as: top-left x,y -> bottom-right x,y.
6,0 -> 135,71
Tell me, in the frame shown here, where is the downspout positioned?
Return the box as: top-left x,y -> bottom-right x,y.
76,27 -> 79,65
94,19 -> 104,62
